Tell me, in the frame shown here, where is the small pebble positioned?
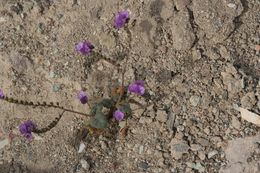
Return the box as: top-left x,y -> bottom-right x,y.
156,110 -> 168,123
80,159 -> 90,170
198,151 -> 206,160
78,142 -> 86,153
0,138 -> 9,150
190,95 -> 201,107
227,3 -> 236,8
208,150 -> 218,159
52,84 -> 61,92
138,161 -> 149,171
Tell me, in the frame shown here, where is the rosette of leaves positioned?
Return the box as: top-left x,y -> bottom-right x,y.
86,87 -> 132,129
88,99 -> 113,129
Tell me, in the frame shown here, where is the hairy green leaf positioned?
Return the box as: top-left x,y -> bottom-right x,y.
120,102 -> 132,115
89,111 -> 108,129
100,98 -> 114,108
90,103 -> 103,115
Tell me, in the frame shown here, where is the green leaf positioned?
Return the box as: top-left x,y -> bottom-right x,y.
120,102 -> 132,115
100,98 -> 114,108
90,103 -> 103,115
89,111 -> 108,129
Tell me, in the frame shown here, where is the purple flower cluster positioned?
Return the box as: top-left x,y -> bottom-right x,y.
75,10 -> 130,56
128,80 -> 145,96
75,41 -> 94,55
78,90 -> 88,104
114,10 -> 129,29
113,110 -> 125,121
0,89 -> 4,99
19,120 -> 37,140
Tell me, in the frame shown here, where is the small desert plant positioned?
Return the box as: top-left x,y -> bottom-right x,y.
0,10 -> 146,140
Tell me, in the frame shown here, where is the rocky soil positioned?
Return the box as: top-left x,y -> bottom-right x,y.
0,0 -> 260,173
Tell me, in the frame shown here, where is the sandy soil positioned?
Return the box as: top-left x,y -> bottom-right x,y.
0,0 -> 260,173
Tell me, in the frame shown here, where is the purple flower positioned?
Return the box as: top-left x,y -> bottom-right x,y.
19,120 -> 37,140
75,41 -> 94,55
114,10 -> 129,29
128,80 -> 145,96
113,110 -> 125,121
78,90 -> 88,104
0,89 -> 4,99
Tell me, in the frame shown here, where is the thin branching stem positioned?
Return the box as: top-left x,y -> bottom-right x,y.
33,110 -> 66,133
1,96 -> 91,117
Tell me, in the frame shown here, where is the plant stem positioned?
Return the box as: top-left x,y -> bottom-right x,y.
1,96 -> 92,117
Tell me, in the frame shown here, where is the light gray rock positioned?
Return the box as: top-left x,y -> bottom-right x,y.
192,162 -> 205,172
198,151 -> 206,160
190,95 -> 201,107
0,138 -> 9,150
193,0 -> 243,43
175,0 -> 191,10
221,72 -> 244,97
241,92 -> 257,110
190,144 -> 202,151
80,159 -> 90,170
207,150 -> 218,159
170,139 -> 190,159
171,10 -> 195,50
156,110 -> 168,123
231,116 -> 241,130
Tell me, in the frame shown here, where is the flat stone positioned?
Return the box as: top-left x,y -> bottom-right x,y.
193,0 -> 243,43
220,134 -> 260,173
198,151 -> 206,160
171,10 -> 195,50
175,0 -> 191,10
78,142 -> 86,153
207,150 -> 218,159
139,145 -> 144,154
52,84 -> 61,92
203,127 -> 210,135
100,141 -> 107,150
9,52 -> 34,74
156,110 -> 168,123
170,139 -> 190,159
197,138 -> 210,147
192,162 -> 205,172
139,117 -> 153,124
138,161 -> 149,171
160,0 -> 174,20
190,95 -> 201,107
231,116 -> 241,130
190,144 -> 202,151
221,72 -> 244,97
192,48 -> 202,61
241,92 -> 257,110
0,138 -> 9,150
227,3 -> 237,8
80,159 -> 90,170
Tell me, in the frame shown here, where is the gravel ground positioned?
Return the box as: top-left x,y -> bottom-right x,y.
0,0 -> 260,173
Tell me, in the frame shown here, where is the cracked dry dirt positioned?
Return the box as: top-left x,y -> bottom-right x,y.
0,0 -> 260,173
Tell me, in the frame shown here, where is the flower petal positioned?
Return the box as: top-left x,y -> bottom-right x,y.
114,10 -> 129,29
78,91 -> 88,104
114,110 -> 125,121
75,41 -> 94,55
0,89 -> 4,99
128,80 -> 145,95
19,120 -> 37,140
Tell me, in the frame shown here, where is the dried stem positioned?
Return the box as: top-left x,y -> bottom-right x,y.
33,110 -> 66,133
1,96 -> 91,117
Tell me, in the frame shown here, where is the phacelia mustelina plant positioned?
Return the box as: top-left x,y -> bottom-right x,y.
0,10 -> 146,141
